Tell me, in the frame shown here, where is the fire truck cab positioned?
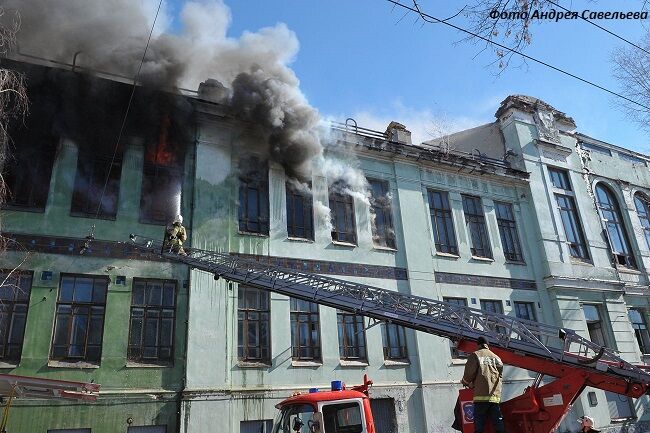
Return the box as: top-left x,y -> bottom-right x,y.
272,375 -> 375,433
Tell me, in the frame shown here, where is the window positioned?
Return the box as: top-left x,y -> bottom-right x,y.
620,153 -> 646,166
240,420 -> 272,433
286,182 -> 314,240
290,298 -> 321,361
369,179 -> 396,249
71,152 -> 123,219
514,302 -> 536,321
128,279 -> 176,364
0,270 -> 32,363
382,323 -> 408,361
555,194 -> 590,260
322,402 -> 363,433
548,168 -> 572,190
337,310 -> 366,361
480,299 -> 505,335
444,297 -> 468,358
329,182 -> 357,244
629,309 -> 650,355
581,142 -> 611,156
369,399 -> 398,433
428,190 -> 458,255
238,286 -> 270,363
634,193 -> 650,250
127,427 -> 167,433
596,184 -> 636,268
583,304 -> 607,348
140,119 -> 185,224
462,196 -> 492,258
51,275 -> 108,363
495,202 -> 524,262
239,159 -> 269,234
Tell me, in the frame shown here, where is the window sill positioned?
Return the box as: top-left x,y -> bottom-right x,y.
505,260 -> 526,266
470,256 -> 494,262
1,205 -> 45,213
286,237 -> 314,243
383,359 -> 409,367
237,231 -> 270,238
47,360 -> 100,369
373,245 -> 397,252
435,252 -> 460,259
339,360 -> 369,367
70,212 -> 116,221
331,241 -> 357,248
450,358 -> 468,365
0,361 -> 18,369
125,361 -> 173,368
291,360 -> 322,368
570,258 -> 593,266
617,267 -> 641,275
237,361 -> 271,369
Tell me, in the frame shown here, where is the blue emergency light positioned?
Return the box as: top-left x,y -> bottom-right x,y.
309,388 -> 319,393
331,380 -> 343,391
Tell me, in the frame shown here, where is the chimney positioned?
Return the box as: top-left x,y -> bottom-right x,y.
198,79 -> 228,104
385,121 -> 411,144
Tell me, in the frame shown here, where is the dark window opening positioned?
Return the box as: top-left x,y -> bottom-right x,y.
71,152 -> 123,219
286,182 -> 314,240
238,286 -> 270,363
629,309 -> 650,355
548,168 -> 572,190
596,184 -> 636,268
462,195 -> 492,258
634,193 -> 650,250
370,399 -> 398,433
369,179 -> 396,249
290,298 -> 321,361
514,302 -> 536,321
382,323 -> 408,361
555,194 -> 590,260
337,310 -> 366,361
495,202 -> 524,262
128,279 -> 176,364
50,274 -> 108,363
329,182 -> 357,244
428,190 -> 458,255
583,304 -> 608,348
444,297 -> 468,358
480,299 -> 505,335
140,117 -> 185,225
239,159 -> 269,235
0,270 -> 33,363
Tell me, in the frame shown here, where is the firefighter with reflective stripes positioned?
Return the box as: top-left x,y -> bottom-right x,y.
461,336 -> 506,433
163,214 -> 187,255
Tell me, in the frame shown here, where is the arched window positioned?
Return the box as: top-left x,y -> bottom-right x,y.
595,184 -> 636,268
634,193 -> 650,249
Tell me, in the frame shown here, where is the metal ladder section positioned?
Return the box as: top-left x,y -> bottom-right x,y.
129,235 -> 650,385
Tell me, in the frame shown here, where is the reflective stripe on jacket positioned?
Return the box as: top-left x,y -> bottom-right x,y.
461,346 -> 503,403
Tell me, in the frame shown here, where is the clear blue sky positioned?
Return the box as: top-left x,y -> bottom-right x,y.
170,0 -> 650,152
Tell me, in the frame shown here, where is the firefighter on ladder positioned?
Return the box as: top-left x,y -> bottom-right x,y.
461,336 -> 506,433
163,214 -> 187,255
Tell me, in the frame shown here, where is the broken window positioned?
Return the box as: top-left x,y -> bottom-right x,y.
369,179 -> 396,249
140,117 -> 185,225
629,308 -> 650,355
286,182 -> 314,240
444,297 -> 468,359
596,184 -> 636,268
634,193 -> 650,250
51,274 -> 108,364
128,279 -> 176,364
337,310 -> 366,361
329,182 -> 357,245
382,323 -> 408,361
462,195 -> 492,258
71,152 -> 123,219
237,286 -> 270,364
428,189 -> 458,255
290,298 -> 321,362
495,201 -> 524,262
0,270 -> 32,363
239,159 -> 269,235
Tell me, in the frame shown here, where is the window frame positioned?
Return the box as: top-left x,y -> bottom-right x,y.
582,304 -> 609,349
444,297 -> 468,359
70,152 -> 123,220
595,183 -> 637,269
462,195 -> 492,258
368,178 -> 396,249
50,274 -> 109,364
628,308 -> 650,355
494,201 -> 524,263
0,270 -> 33,363
238,160 -> 270,235
336,310 -> 367,361
329,182 -> 357,245
290,298 -> 321,362
634,193 -> 650,250
381,322 -> 408,361
237,286 -> 271,364
285,181 -> 314,241
427,189 -> 458,255
127,278 -> 177,365
513,301 -> 536,321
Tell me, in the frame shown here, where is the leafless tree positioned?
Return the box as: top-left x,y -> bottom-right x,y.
612,34 -> 650,130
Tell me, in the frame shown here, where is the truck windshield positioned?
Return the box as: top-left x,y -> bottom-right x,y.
272,404 -> 316,433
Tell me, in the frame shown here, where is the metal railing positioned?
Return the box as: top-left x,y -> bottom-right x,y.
128,235 -> 650,384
